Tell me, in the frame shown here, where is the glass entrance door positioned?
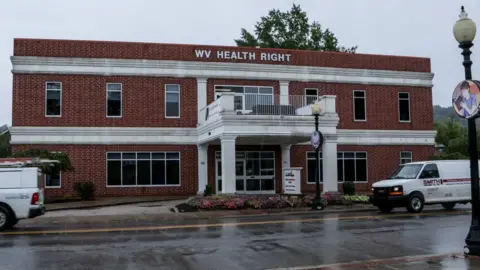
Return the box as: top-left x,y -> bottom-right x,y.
216,151 -> 275,194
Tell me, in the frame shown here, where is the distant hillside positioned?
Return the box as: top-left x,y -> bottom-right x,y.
433,105 -> 480,127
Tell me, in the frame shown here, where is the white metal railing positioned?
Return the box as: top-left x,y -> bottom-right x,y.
199,94 -> 337,124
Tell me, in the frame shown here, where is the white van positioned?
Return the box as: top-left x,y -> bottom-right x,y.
0,167 -> 46,230
369,160 -> 473,213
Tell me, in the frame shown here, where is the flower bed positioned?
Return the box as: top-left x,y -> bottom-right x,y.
185,193 -> 371,210
187,195 -> 289,210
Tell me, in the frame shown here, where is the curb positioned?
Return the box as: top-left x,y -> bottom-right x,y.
46,198 -> 187,212
170,206 -> 378,220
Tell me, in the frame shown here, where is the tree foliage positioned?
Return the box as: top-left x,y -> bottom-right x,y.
12,148 -> 73,175
0,133 -> 11,158
434,117 -> 479,160
235,4 -> 357,53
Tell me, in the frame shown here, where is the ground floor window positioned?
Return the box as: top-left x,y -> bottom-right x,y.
400,151 -> 413,164
45,169 -> 61,188
337,152 -> 368,182
306,152 -> 323,183
106,152 -> 180,186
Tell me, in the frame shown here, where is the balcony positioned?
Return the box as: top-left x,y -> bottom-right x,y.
198,93 -> 339,145
200,93 -> 336,123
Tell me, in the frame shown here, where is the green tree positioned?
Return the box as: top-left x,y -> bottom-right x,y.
12,149 -> 73,175
433,117 -> 480,159
0,133 -> 11,158
235,4 -> 357,53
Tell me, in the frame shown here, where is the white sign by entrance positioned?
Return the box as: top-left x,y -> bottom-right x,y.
283,167 -> 302,195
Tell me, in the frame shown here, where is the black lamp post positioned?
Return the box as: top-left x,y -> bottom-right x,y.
311,103 -> 324,210
453,6 -> 480,256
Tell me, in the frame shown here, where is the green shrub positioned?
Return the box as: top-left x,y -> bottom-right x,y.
343,182 -> 355,195
203,184 -> 213,197
73,182 -> 96,200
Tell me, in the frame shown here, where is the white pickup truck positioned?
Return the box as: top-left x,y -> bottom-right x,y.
0,166 -> 46,230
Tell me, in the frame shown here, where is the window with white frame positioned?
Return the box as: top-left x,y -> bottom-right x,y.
353,90 -> 366,121
400,151 -> 413,164
337,152 -> 368,182
106,152 -> 180,186
106,83 -> 122,117
165,84 -> 180,117
214,85 -> 274,111
305,88 -> 318,105
306,152 -> 323,183
45,82 -> 62,116
398,92 -> 410,122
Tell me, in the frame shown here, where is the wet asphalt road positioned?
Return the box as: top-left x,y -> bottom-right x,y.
0,209 -> 478,270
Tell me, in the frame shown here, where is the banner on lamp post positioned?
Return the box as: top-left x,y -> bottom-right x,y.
452,80 -> 480,119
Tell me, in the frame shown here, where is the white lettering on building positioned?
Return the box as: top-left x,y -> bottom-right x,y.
194,49 -> 291,62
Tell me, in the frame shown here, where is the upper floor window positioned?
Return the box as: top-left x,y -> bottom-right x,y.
353,90 -> 366,121
45,82 -> 62,117
214,85 -> 274,111
399,92 -> 410,122
165,84 -> 180,118
305,88 -> 318,105
400,151 -> 413,164
107,83 -> 122,117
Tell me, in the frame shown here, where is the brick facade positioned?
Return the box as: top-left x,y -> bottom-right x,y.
12,144 -> 198,198
13,38 -> 430,72
12,75 -> 197,127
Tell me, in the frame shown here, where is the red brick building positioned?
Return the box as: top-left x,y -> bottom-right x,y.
9,38 -> 436,198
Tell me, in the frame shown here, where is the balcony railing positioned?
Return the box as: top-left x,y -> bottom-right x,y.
200,93 -> 336,124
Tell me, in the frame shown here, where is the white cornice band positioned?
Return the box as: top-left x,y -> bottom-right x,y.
11,56 -> 434,87
10,126 -> 436,146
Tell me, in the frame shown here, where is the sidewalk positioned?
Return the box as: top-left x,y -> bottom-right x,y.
24,202 -> 378,226
276,253 -> 480,270
45,196 -> 189,211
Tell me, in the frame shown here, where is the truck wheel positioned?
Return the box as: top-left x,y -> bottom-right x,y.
441,202 -> 456,210
0,206 -> 12,231
406,192 -> 425,213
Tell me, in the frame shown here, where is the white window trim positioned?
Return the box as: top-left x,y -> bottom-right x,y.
353,90 -> 367,122
45,81 -> 62,117
304,88 -> 318,105
306,151 -> 323,184
165,84 -> 181,118
44,172 -> 61,189
214,85 -> 275,111
106,83 -> 122,118
400,151 -> 413,164
398,92 -> 411,123
337,151 -> 368,183
105,151 -> 181,187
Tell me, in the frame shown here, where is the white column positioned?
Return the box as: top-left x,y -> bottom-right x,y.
197,144 -> 208,195
279,80 -> 290,105
197,78 -> 208,125
322,135 -> 338,193
221,135 -> 236,194
281,144 -> 291,192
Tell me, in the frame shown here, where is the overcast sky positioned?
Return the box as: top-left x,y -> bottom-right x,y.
1,0 -> 480,126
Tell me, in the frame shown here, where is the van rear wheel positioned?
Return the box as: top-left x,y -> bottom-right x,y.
441,202 -> 456,210
0,206 -> 12,231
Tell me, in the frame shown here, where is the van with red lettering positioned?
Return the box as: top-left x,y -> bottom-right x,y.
369,160 -> 474,213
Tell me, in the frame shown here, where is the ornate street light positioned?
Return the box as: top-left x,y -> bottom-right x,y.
311,103 -> 324,210
453,6 -> 480,256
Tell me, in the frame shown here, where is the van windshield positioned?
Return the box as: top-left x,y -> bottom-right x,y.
388,164 -> 424,179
